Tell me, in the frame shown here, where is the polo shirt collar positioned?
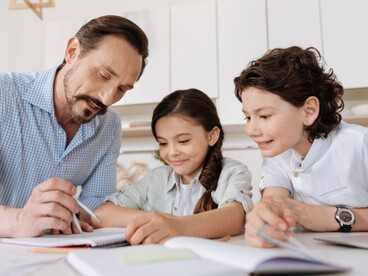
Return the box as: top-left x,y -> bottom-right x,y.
291,136 -> 328,170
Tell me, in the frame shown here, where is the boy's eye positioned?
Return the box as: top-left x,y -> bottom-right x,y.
158,142 -> 167,146
244,116 -> 250,121
260,115 -> 270,119
179,139 -> 189,144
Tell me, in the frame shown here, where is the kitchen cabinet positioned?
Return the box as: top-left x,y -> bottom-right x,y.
267,0 -> 322,52
320,0 -> 368,88
217,0 -> 268,125
171,0 -> 218,98
44,18 -> 86,70
123,7 -> 170,105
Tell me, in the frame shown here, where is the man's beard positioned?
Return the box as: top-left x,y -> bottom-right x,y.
63,68 -> 107,124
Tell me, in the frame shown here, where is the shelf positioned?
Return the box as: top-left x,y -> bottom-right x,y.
121,115 -> 367,138
122,126 -> 153,138
342,114 -> 368,126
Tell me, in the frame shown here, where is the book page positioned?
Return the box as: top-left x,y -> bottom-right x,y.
164,236 -> 347,273
1,228 -> 126,248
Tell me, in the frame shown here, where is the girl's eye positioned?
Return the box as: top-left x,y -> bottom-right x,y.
244,116 -> 250,121
158,142 -> 167,146
260,115 -> 270,119
179,140 -> 189,144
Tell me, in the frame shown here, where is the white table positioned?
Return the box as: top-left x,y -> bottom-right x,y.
1,232 -> 367,275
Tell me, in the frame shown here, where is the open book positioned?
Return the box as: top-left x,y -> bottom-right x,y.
1,228 -> 127,248
67,236 -> 349,276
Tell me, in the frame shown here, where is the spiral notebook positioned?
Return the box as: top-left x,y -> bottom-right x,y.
1,227 -> 128,248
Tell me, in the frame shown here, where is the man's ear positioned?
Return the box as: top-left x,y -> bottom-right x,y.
64,37 -> 81,64
303,96 -> 319,126
208,126 -> 220,146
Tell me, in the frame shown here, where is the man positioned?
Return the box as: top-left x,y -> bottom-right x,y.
0,15 -> 148,237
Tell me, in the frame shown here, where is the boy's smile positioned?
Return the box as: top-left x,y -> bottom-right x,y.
241,87 -> 312,157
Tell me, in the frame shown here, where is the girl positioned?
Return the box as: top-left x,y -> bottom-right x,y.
233,46 -> 368,248
94,89 -> 253,245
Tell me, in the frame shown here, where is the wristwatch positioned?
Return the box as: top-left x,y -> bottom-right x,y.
335,207 -> 355,232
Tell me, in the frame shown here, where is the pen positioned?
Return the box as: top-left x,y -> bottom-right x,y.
256,222 -> 317,261
73,199 -> 102,234
77,199 -> 102,223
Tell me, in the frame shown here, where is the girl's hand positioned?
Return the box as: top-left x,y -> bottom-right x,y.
125,211 -> 182,245
244,199 -> 296,248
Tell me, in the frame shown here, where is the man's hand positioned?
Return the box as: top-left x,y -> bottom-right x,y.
125,212 -> 182,245
12,178 -> 79,237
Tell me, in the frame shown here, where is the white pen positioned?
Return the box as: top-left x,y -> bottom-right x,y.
73,213 -> 83,234
77,199 -> 102,223
72,199 -> 102,234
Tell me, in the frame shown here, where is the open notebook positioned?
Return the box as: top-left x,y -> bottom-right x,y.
67,236 -> 350,276
1,228 -> 128,248
315,232 -> 368,249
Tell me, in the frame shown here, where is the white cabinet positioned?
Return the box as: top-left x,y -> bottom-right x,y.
124,7 -> 170,105
44,18 -> 86,70
267,0 -> 322,52
217,0 -> 268,125
321,0 -> 368,88
171,0 -> 218,98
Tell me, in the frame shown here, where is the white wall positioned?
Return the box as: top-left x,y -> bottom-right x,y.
0,0 -> 202,73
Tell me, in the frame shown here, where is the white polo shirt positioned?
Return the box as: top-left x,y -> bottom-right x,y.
260,121 -> 368,208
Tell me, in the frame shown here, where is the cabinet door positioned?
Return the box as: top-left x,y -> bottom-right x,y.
321,0 -> 368,88
267,0 -> 322,52
44,18 -> 86,70
217,0 -> 268,125
171,0 -> 218,98
123,7 -> 170,105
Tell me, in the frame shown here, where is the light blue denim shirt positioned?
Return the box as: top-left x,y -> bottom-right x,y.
0,68 -> 121,210
105,157 -> 253,215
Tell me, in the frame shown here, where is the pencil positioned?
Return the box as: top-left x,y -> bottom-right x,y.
217,235 -> 231,242
29,247 -> 89,254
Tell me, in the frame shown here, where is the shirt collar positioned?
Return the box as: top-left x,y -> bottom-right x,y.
165,169 -> 201,193
21,67 -> 101,132
291,134 -> 331,170
21,67 -> 57,114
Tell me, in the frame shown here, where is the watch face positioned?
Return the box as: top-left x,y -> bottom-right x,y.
340,210 -> 353,222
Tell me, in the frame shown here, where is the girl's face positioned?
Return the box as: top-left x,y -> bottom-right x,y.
241,87 -> 313,157
155,115 -> 218,184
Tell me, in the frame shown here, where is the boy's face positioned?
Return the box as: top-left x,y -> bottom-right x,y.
241,87 -> 312,157
155,115 -> 218,184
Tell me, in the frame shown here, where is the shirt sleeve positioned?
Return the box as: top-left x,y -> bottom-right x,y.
78,116 -> 122,211
213,158 -> 254,213
260,156 -> 294,196
104,173 -> 149,209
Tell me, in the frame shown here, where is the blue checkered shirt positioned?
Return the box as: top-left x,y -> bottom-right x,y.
0,68 -> 121,210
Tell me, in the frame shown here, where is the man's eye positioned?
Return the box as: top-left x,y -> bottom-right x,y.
99,72 -> 108,80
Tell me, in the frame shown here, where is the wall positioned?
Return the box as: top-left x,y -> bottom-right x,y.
0,0 -> 201,73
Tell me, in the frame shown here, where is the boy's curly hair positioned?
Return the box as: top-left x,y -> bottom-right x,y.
234,46 -> 344,142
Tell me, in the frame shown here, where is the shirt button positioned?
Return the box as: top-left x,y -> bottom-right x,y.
193,180 -> 197,184
261,176 -> 264,180
59,129 -> 63,134
294,172 -> 299,178
174,207 -> 177,211
59,159 -> 64,164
